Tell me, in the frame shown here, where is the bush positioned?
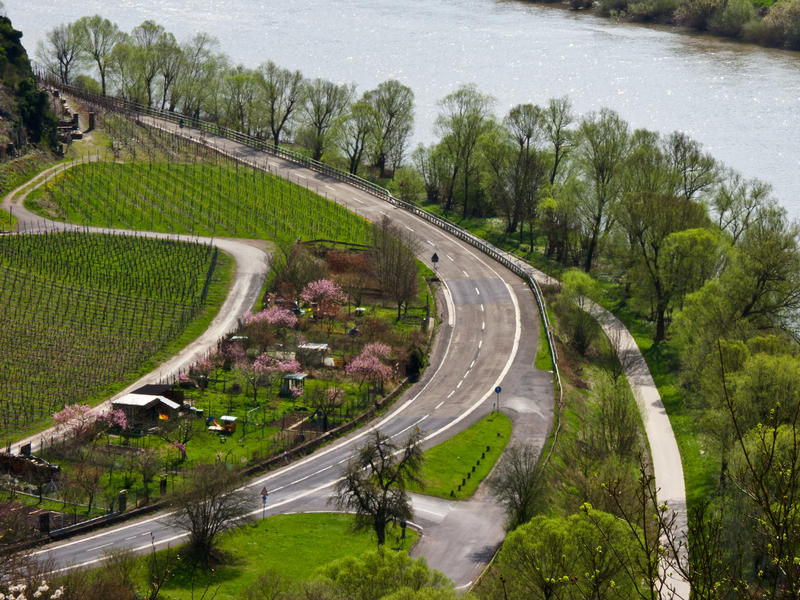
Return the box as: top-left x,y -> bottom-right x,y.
597,0 -> 631,17
762,0 -> 800,48
675,0 -> 724,30
627,0 -> 679,21
709,0 -> 756,36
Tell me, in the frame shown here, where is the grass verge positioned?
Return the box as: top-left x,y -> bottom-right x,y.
411,412 -> 512,499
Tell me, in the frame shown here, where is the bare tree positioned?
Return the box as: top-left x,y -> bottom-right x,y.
301,77 -> 354,161
370,216 -> 421,321
168,463 -> 252,565
255,60 -> 304,148
332,428 -> 423,546
37,22 -> 83,84
490,443 -> 544,530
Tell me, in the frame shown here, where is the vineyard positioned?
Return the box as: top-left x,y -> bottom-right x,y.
27,158 -> 372,245
0,230 -> 223,440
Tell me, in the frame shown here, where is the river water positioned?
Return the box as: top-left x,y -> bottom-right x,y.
6,0 -> 800,217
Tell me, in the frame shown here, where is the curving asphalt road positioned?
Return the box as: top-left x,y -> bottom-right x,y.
4,118 -> 554,587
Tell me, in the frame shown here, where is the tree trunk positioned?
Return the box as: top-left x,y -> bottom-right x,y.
375,521 -> 386,545
584,221 -> 601,272
655,301 -> 666,342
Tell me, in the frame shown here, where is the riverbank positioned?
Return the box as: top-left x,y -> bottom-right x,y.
523,0 -> 800,50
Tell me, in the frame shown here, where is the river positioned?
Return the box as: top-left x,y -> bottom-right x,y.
6,0 -> 800,217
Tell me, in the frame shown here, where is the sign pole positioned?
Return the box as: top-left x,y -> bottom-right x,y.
494,386 -> 502,412
261,486 -> 268,520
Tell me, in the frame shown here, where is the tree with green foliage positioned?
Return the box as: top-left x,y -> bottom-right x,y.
483,509 -> 643,600
314,548 -> 456,600
175,32 -> 224,119
481,103 -> 548,239
711,170 -> 772,244
332,429 -> 423,546
575,108 -> 630,272
73,15 -> 123,95
556,268 -> 602,354
336,97 -> 376,175
435,84 -> 494,218
412,142 -> 453,205
616,129 -> 712,341
155,31 -> 183,110
128,20 -> 167,107
221,65 -> 256,133
543,96 -> 575,186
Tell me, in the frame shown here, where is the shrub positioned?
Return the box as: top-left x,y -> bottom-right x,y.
627,0 -> 679,21
597,0 -> 631,17
763,0 -> 800,48
709,0 -> 756,36
675,0 -> 724,29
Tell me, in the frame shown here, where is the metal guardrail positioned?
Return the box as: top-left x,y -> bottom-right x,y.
37,74 -> 562,402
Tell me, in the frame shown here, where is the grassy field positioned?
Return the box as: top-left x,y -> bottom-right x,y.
0,231 -> 233,443
412,412 -> 512,499
134,513 -> 417,600
26,160 -> 373,245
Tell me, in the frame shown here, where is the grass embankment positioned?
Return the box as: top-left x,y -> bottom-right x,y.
131,514 -> 417,600
412,412 -> 512,499
0,231 -> 234,444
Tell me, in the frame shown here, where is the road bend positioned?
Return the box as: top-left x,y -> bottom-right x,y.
10,116 -> 554,587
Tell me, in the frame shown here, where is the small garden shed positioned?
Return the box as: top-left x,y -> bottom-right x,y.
280,373 -> 307,397
112,393 -> 180,430
296,343 -> 332,367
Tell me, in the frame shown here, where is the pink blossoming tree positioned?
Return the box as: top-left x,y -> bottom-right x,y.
346,353 -> 392,394
52,404 -> 98,441
245,305 -> 298,329
301,279 -> 346,321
